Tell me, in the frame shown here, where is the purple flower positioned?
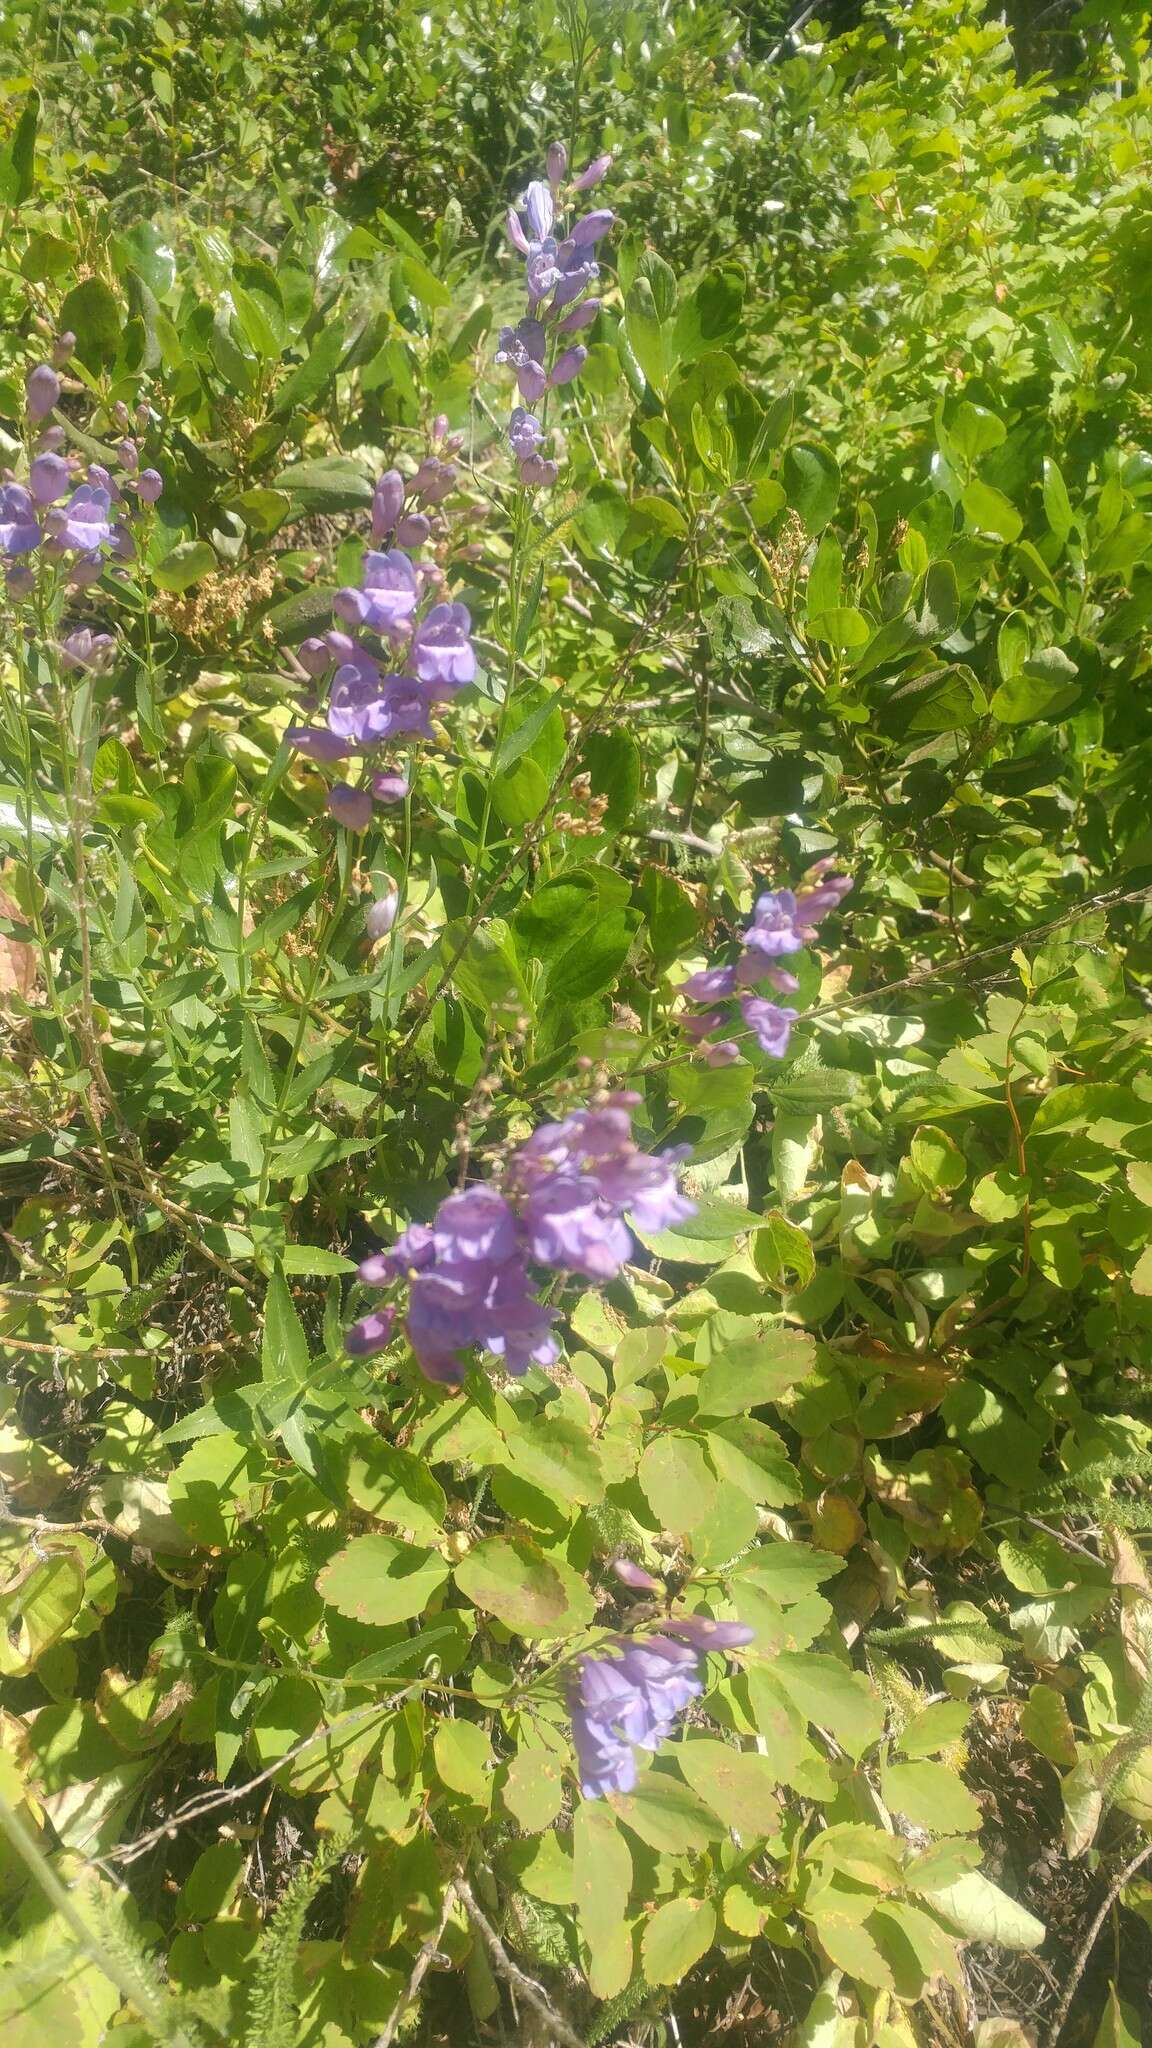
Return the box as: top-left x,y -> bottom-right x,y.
434,1186 -> 521,1270
286,725 -> 352,762
684,1006 -> 726,1042
37,426 -> 66,452
505,208 -> 531,256
0,484 -> 41,556
298,637 -> 333,678
411,602 -> 476,690
136,469 -> 164,505
29,454 -> 70,507
6,563 -> 35,598
372,771 -> 409,803
547,140 -> 568,189
594,1151 -> 696,1235
48,486 -> 114,555
573,153 -> 612,191
558,297 -> 601,334
366,891 -> 398,939
662,1616 -> 756,1652
335,549 -> 419,636
328,783 -> 373,830
571,209 -> 614,248
681,965 -> 737,1002
397,513 -> 431,549
569,1635 -> 703,1799
372,469 -> 405,540
549,345 -> 587,388
345,1306 -> 398,1356
509,408 -> 544,460
53,332 -> 76,368
26,364 -> 60,423
118,439 -> 139,473
743,890 -> 806,960
520,455 -> 558,489
523,180 -> 555,242
329,666 -> 435,744
704,1041 -> 741,1067
612,1558 -> 662,1591
524,1172 -> 634,1281
59,629 -> 116,675
740,996 -> 798,1058
68,553 -> 104,590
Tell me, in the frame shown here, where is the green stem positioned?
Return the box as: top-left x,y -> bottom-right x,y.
466,487 -> 532,913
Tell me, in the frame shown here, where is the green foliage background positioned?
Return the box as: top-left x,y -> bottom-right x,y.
2,1 -> 1152,2043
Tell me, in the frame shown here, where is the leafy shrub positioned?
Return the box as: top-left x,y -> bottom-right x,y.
1,3 -> 1151,2045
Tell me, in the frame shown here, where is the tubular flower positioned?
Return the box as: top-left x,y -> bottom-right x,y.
497,145 -> 614,486
569,1619 -> 753,1798
346,1094 -> 694,1384
679,863 -> 852,1063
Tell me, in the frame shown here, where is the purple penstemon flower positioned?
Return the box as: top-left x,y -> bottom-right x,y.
0,484 -> 41,556
411,602 -> 476,690
569,1619 -> 753,1799
497,145 -> 614,487
47,485 -> 115,555
347,1094 -> 694,1384
335,548 -> 419,636
679,863 -> 852,1063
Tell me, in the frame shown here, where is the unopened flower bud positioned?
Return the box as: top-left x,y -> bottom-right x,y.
547,140 -> 568,190
372,771 -> 409,804
573,152 -> 612,191
51,332 -> 76,368
431,412 -> 449,444
26,364 -> 60,424
372,468 -> 405,540
297,636 -> 331,678
135,401 -> 152,430
328,783 -> 373,831
117,439 -> 139,473
397,512 -> 431,548
366,889 -> 398,939
136,468 -> 163,504
36,425 -> 66,452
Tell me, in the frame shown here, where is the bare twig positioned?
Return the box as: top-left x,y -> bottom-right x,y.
373,1875 -> 462,2047
455,1874 -> 590,2048
102,1705 -> 387,1867
1047,1836 -> 1152,2046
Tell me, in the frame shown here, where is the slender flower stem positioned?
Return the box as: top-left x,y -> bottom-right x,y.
466,486 -> 532,913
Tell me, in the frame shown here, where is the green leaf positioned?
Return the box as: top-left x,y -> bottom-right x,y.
928,1872 -> 1045,1949
897,1699 -> 971,1759
1092,1986 -> 1141,2048
261,1269 -> 311,1384
59,277 -> 121,369
882,1760 -> 981,1833
961,480 -> 1022,543
498,1420 -> 604,1507
698,1325 -> 816,1417
151,540 -> 216,593
810,606 -> 870,650
433,1719 -> 492,1806
316,1534 -> 449,1625
641,1897 -> 717,1986
783,443 -> 840,533
676,1739 -> 781,1838
274,322 -> 347,415
574,1801 -> 633,1997
547,913 -> 637,1002
2,90 -> 38,206
454,1535 -> 569,1636
1019,1683 -> 1078,1767
345,1440 -> 447,1541
271,457 -> 373,513
611,1769 -> 726,1852
751,1212 -> 816,1291
637,1434 -> 718,1534
909,1125 -> 967,1192
1043,457 -> 1075,543
771,1654 -> 885,1759
502,1750 -> 565,1832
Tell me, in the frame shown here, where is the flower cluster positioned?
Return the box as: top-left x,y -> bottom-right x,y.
497,144 -> 613,488
681,862 -> 853,1065
2,358 -> 163,602
286,421 -> 474,829
347,1092 -> 695,1382
569,1617 -> 754,1798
